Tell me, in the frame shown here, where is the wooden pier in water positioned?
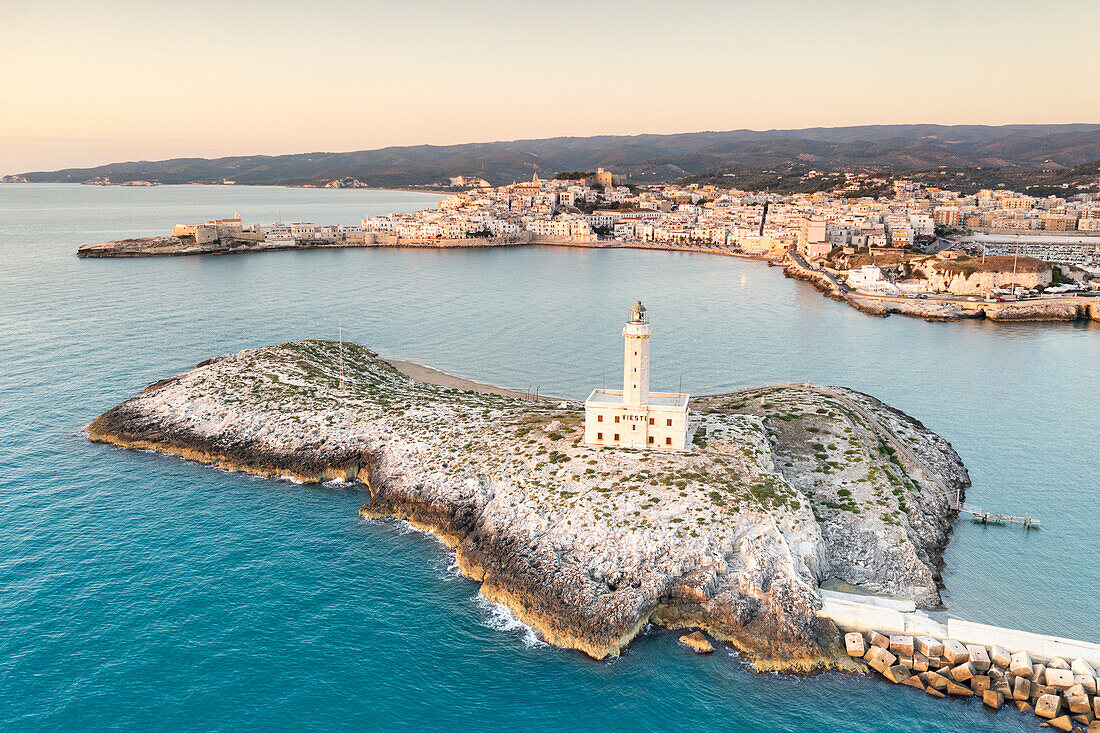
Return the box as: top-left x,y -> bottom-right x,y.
958,504 -> 1041,529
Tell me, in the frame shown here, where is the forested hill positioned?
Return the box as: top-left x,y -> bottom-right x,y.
9,124 -> 1100,191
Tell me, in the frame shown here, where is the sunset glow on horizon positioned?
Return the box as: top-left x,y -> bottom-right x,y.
2,0 -> 1099,173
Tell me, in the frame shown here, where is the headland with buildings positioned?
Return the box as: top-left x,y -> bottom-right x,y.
77,170 -> 1100,322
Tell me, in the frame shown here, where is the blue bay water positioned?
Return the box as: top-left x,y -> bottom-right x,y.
0,184 -> 1096,731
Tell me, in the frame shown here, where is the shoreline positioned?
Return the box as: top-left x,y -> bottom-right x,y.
782,255 -> 1100,323
76,232 -> 1099,324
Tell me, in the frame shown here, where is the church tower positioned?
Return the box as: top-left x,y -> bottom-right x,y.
622,301 -> 650,407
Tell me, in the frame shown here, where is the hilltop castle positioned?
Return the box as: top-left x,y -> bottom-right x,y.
583,302 -> 690,450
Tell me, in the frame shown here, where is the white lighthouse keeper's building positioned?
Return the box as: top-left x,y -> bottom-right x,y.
583,301 -> 690,450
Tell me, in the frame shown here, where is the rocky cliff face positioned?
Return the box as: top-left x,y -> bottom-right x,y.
87,341 -> 968,669
77,236 -> 326,257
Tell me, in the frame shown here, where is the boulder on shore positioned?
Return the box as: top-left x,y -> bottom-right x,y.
679,631 -> 715,654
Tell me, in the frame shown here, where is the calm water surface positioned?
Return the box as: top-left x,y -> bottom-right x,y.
0,184 -> 1096,731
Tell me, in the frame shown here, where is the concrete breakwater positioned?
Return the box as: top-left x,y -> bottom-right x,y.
827,590 -> 1100,731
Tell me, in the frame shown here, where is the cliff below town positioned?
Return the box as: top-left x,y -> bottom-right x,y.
86,340 -> 970,669
785,260 -> 1100,322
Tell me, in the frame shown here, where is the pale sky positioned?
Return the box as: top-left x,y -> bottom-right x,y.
2,0 -> 1098,174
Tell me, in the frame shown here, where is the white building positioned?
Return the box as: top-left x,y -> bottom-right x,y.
584,302 -> 690,451
846,264 -> 899,294
846,264 -> 885,289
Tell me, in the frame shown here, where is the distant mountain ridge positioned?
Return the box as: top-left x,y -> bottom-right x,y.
9,124 -> 1100,189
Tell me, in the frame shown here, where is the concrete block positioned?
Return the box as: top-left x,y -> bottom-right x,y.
951,661 -> 976,682
1072,658 -> 1098,678
946,681 -> 974,697
1036,693 -> 1063,719
1074,674 -> 1096,695
942,639 -> 970,665
884,664 -> 911,684
912,651 -> 929,673
897,655 -> 914,668
967,644 -> 991,673
1013,675 -> 1032,701
1089,719 -> 1100,733
845,632 -> 866,657
902,675 -> 925,691
1065,684 -> 1091,715
935,665 -> 952,678
890,635 -> 915,657
1048,657 -> 1071,670
926,686 -> 945,699
1095,694 -> 1100,718
867,647 -> 897,674
916,636 -> 944,657
970,675 -> 991,694
922,671 -> 949,690
1033,682 -> 1055,701
983,689 -> 1004,709
867,630 -> 890,649
1074,714 -> 1093,726
1016,700 -> 1033,714
993,679 -> 1012,698
988,666 -> 1005,680
1011,651 -> 1034,678
1047,715 -> 1072,732
991,645 -> 1012,669
1035,663 -> 1048,683
1046,668 -> 1076,691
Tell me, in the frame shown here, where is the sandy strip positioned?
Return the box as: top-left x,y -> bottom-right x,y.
383,359 -> 562,401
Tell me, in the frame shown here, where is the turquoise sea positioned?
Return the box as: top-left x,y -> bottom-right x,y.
1,184 -> 1096,731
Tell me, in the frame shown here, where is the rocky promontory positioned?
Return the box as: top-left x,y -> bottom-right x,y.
86,340 -> 970,670
76,235 -> 347,257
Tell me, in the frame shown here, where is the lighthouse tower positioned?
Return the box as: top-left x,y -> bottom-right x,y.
583,301 -> 690,451
622,301 -> 651,407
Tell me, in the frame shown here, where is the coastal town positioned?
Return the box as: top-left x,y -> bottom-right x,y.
78,169 -> 1100,321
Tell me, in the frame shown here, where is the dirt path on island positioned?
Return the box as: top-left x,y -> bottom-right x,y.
382,359 -> 563,402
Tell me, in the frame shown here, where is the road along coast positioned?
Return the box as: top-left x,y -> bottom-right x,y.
86,340 -> 971,671
783,255 -> 1100,323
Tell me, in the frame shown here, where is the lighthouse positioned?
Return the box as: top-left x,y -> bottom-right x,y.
583,301 -> 690,451
622,300 -> 651,407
